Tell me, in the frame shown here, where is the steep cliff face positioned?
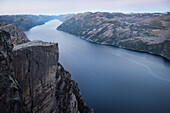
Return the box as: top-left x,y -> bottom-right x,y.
57,12 -> 170,60
0,24 -> 93,112
12,40 -> 93,113
0,30 -> 28,113
12,41 -> 58,113
0,22 -> 29,44
56,63 -> 93,113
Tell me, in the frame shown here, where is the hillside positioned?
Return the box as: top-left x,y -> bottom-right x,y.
57,12 -> 170,60
0,14 -> 73,31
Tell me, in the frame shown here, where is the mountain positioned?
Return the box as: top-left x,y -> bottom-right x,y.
0,14 -> 73,31
57,12 -> 170,60
0,23 -> 93,113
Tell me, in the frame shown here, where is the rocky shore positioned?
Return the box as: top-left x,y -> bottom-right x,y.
57,12 -> 170,60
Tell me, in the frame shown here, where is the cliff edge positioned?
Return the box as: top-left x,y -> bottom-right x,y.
0,25 -> 93,112
0,30 -> 28,113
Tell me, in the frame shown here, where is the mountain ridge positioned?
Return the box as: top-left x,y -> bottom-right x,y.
0,14 -> 73,31
57,12 -> 170,60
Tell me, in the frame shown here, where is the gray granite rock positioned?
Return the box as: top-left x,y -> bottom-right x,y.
12,40 -> 93,113
0,30 -> 28,113
0,22 -> 29,44
0,23 -> 93,113
12,40 -> 58,113
56,63 -> 94,113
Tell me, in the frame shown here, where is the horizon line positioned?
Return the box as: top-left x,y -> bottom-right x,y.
0,11 -> 169,16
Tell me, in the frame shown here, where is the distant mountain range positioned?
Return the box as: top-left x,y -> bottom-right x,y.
57,12 -> 170,60
0,14 -> 73,31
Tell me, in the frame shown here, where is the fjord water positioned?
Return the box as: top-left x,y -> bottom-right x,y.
25,20 -> 170,113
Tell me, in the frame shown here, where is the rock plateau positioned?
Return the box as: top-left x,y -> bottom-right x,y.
0,22 -> 93,113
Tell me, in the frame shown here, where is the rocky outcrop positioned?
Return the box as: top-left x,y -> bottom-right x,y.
56,63 -> 94,113
0,22 -> 29,44
12,41 -> 58,113
0,30 -> 28,113
0,23 -> 93,112
57,12 -> 170,60
12,40 -> 93,113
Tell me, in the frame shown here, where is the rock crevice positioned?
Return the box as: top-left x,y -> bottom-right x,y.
0,30 -> 28,113
0,24 -> 93,113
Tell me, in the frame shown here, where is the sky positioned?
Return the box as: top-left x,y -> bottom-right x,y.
0,0 -> 170,15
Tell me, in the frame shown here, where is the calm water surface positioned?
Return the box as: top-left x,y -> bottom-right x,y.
25,20 -> 170,113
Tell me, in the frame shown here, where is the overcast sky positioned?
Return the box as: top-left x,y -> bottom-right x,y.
0,0 -> 169,15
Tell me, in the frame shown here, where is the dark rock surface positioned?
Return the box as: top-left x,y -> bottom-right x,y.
0,30 -> 28,113
57,12 -> 170,60
0,22 -> 93,113
12,40 -> 59,113
12,40 -> 93,113
0,32 -> 93,113
56,63 -> 94,113
0,22 -> 30,44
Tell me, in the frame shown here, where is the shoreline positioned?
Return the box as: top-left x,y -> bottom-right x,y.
58,29 -> 170,61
